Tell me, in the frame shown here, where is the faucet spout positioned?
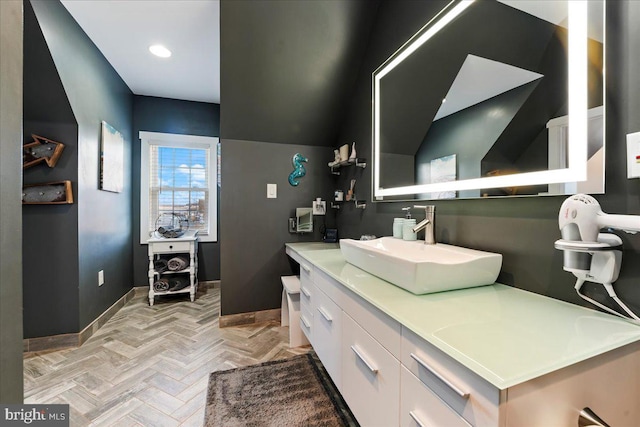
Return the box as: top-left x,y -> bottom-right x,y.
412,218 -> 430,233
413,205 -> 436,244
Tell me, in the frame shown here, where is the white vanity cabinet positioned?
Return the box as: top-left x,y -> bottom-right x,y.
284,244 -> 640,427
312,283 -> 343,389
342,313 -> 401,426
298,260 -> 314,343
401,327 -> 501,427
400,366 -> 473,427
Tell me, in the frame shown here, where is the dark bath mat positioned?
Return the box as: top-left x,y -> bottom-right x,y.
204,352 -> 358,427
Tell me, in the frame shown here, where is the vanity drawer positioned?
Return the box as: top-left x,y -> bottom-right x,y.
342,289 -> 401,359
315,266 -> 401,359
299,306 -> 313,343
401,366 -> 471,427
342,313 -> 400,427
312,287 -> 342,391
150,241 -> 191,253
401,327 -> 499,427
299,260 -> 313,287
299,277 -> 314,314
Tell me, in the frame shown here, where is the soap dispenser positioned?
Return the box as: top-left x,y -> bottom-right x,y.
393,207 -> 412,238
401,207 -> 417,241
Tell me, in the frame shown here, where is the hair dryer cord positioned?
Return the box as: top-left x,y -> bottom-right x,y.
574,279 -> 638,321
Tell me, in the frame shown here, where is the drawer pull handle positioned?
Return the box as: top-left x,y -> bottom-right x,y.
351,345 -> 378,374
301,264 -> 311,273
317,307 -> 333,322
409,411 -> 427,427
301,315 -> 311,329
410,353 -> 469,399
301,287 -> 311,298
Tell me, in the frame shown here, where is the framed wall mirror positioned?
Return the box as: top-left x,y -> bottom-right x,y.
373,0 -> 604,201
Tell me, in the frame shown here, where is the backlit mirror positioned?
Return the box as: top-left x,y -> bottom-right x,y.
373,0 -> 604,201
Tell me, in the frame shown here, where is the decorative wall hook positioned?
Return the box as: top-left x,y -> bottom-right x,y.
23,134 -> 65,169
288,153 -> 308,186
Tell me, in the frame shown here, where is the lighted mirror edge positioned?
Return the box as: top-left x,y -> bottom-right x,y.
372,0 -> 591,201
377,168 -> 579,197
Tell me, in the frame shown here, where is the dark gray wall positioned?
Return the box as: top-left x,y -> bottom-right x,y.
334,0 -> 640,316
22,122 -> 80,337
0,0 -> 24,403
220,139 -> 335,315
22,0 -> 80,338
220,0 -> 379,147
132,95 -> 221,286
219,0 -> 378,316
29,0 -> 134,331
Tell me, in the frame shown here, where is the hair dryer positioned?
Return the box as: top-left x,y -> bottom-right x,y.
559,194 -> 640,242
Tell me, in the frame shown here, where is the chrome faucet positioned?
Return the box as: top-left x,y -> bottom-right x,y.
412,205 -> 435,244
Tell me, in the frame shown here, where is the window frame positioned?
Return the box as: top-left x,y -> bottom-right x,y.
140,131 -> 218,244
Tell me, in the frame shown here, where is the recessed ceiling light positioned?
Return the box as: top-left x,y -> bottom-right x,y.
149,44 -> 171,58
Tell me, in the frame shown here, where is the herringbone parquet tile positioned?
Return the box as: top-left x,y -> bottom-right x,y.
24,287 -> 310,426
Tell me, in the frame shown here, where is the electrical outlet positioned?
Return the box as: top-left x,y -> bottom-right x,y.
98,270 -> 104,286
627,132 -> 640,178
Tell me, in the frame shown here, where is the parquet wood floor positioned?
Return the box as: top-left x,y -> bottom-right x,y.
24,287 -> 309,426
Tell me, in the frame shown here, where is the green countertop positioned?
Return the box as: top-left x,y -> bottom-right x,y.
285,242 -> 640,390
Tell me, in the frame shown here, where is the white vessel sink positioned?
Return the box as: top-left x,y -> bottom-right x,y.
340,237 -> 502,294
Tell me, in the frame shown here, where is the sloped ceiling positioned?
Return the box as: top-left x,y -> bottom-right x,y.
60,0 -> 220,104
220,0 -> 380,147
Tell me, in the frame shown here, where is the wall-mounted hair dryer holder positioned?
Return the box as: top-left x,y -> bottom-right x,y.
555,234 -> 623,285
556,194 -> 640,322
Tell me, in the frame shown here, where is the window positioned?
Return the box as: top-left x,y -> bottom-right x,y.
140,132 -> 218,243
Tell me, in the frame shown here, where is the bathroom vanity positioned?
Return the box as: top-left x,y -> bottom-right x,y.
285,243 -> 640,427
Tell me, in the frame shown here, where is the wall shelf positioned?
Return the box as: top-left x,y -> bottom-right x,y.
330,158 -> 366,175
330,199 -> 366,210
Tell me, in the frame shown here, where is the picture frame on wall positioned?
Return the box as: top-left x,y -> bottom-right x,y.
100,121 -> 124,193
430,154 -> 457,199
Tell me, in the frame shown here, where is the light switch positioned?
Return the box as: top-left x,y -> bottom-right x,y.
627,132 -> 640,179
267,183 -> 277,198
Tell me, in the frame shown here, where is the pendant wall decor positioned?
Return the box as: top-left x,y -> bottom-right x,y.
288,153 -> 308,186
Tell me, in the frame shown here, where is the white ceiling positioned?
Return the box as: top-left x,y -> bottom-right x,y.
60,0 -> 220,104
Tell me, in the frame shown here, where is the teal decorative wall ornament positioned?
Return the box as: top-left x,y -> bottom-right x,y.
288,153 -> 308,186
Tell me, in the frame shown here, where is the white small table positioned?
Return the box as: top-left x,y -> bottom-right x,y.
147,230 -> 198,306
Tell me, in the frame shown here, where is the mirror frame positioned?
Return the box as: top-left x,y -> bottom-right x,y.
372,0 -> 592,200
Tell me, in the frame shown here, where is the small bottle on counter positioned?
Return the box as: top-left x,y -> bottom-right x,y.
393,218 -> 405,238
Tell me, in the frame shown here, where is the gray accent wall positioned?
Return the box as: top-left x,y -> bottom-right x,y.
220,139 -> 335,316
219,0 -> 378,316
28,0 -> 133,333
23,0 -> 80,338
0,0 -> 24,403
334,0 -> 640,315
132,95 -> 221,287
220,0 -> 379,147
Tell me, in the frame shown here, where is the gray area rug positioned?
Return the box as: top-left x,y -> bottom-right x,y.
204,352 -> 358,426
